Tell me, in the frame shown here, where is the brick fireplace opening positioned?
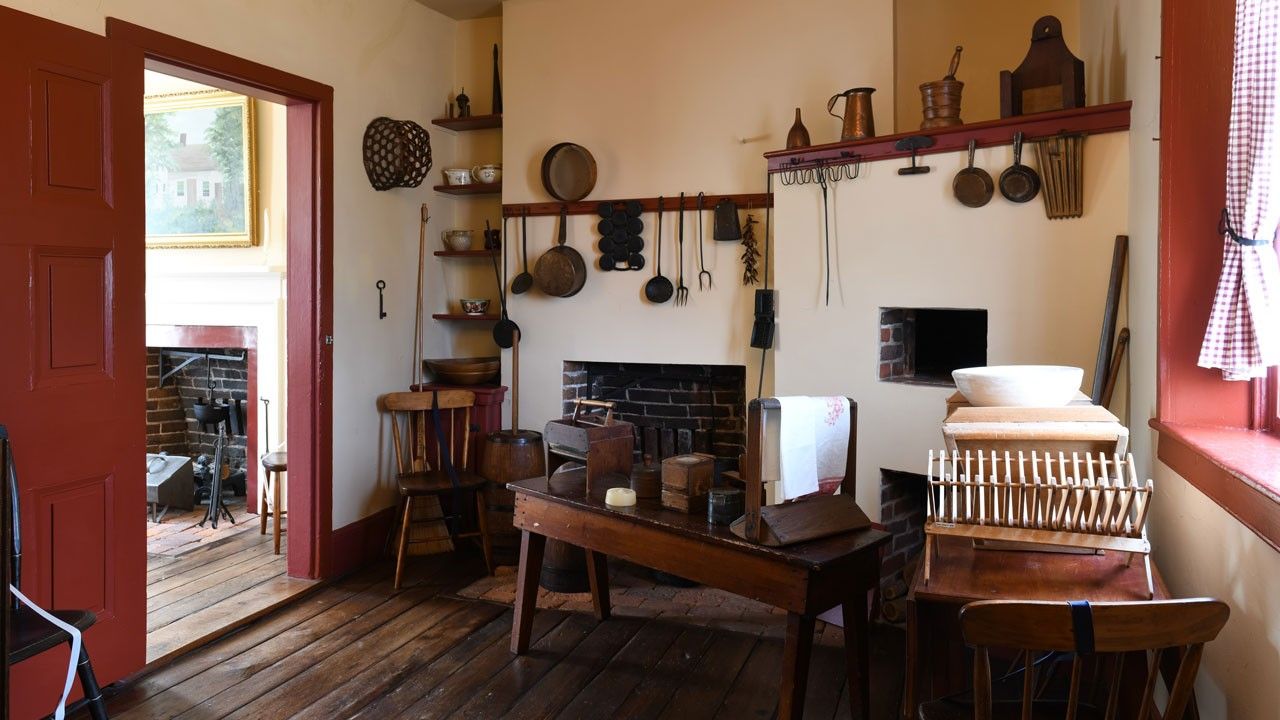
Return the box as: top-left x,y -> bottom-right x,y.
880,307 -> 987,386
878,468 -> 927,624
562,361 -> 746,473
145,325 -> 258,503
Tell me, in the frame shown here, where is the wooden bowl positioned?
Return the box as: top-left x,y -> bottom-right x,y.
424,357 -> 500,386
952,365 -> 1083,407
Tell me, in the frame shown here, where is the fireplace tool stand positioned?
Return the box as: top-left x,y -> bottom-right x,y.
195,400 -> 237,529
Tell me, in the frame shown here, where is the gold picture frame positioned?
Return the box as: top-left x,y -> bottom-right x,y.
144,89 -> 257,248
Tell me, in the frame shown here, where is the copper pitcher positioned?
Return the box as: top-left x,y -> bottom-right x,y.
827,87 -> 876,141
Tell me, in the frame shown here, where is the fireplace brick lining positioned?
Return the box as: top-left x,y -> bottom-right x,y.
145,347 -> 250,474
562,361 -> 746,467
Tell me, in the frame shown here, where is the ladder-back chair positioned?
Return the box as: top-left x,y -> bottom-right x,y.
918,598 -> 1229,720
381,390 -> 492,589
3,425 -> 109,719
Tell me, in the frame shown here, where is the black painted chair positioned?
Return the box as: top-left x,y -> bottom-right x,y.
2,425 -> 108,719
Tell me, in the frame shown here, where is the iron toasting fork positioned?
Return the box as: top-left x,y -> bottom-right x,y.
696,191 -> 712,290
675,192 -> 690,306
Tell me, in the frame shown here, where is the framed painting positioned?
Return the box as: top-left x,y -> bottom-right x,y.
144,89 -> 257,248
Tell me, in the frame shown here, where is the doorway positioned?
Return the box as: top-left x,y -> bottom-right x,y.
109,21 -> 337,664
138,67 -> 306,662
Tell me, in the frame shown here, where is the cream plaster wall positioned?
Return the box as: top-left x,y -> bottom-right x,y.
499,0 -> 895,433
1081,1 -> 1280,717
772,133 -> 1130,515
894,0 -> 1082,131
4,0 -> 465,528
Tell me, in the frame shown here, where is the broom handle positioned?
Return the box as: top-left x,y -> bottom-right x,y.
511,328 -> 520,433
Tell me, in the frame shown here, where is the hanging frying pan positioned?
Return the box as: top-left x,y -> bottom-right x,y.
533,206 -> 586,297
999,131 -> 1040,203
953,139 -> 994,208
541,143 -> 597,201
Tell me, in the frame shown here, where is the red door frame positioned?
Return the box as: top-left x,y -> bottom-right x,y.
107,20 -> 335,579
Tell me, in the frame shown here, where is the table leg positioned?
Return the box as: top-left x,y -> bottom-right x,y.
842,591 -> 871,720
778,612 -> 814,720
586,550 -> 610,621
510,529 -> 546,654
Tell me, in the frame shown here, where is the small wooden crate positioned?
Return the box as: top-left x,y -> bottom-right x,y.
661,453 -> 714,494
661,488 -> 709,514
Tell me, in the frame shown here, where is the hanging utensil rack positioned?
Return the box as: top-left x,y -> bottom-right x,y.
157,349 -> 246,387
765,101 -> 1130,175
502,192 -> 771,218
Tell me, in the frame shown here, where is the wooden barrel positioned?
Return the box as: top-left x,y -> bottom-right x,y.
539,464 -> 590,592
478,430 -> 545,559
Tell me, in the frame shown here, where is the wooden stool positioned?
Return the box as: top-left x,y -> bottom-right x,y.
260,451 -> 287,554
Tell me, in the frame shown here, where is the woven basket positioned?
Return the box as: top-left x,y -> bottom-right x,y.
363,117 -> 433,191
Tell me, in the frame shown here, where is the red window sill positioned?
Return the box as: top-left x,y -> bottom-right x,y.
1151,420 -> 1280,552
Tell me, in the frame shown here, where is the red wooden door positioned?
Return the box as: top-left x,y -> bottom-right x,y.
0,6 -> 146,718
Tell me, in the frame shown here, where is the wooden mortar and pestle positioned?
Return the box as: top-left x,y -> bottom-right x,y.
919,46 -> 964,129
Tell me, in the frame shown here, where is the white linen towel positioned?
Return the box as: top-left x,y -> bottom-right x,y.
774,396 -> 851,502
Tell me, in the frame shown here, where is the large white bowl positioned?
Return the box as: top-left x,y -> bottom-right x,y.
952,365 -> 1084,407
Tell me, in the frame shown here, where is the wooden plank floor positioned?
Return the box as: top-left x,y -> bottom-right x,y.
107,552 -> 905,719
146,495 -> 257,557
147,525 -> 318,664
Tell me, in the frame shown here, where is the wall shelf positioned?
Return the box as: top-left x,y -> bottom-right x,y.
432,313 -> 499,322
431,114 -> 502,132
502,192 -> 773,218
764,101 -> 1132,172
434,249 -> 500,258
435,182 -> 502,196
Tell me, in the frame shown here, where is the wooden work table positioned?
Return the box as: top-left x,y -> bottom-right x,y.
507,472 -> 890,720
903,535 -> 1183,719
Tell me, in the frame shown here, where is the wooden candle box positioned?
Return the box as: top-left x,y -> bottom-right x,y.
660,453 -> 713,513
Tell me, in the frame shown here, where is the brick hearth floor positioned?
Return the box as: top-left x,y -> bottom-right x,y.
452,560 -> 850,642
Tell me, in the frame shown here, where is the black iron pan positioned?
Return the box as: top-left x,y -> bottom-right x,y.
999,132 -> 1040,203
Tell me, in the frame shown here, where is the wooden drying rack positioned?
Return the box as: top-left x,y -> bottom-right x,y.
764,101 -> 1131,173
501,192 -> 772,218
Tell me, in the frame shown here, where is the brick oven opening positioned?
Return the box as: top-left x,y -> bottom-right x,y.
146,347 -> 251,500
879,307 -> 987,386
562,361 -> 746,474
879,468 -> 927,624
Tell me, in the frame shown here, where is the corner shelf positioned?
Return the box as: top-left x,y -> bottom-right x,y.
432,313 -> 499,322
434,249 -> 500,258
763,101 -> 1132,172
431,114 -> 502,132
434,182 -> 502,196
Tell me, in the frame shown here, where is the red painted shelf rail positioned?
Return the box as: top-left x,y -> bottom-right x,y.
764,101 -> 1132,172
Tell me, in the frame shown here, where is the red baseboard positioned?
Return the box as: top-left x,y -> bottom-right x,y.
330,505 -> 395,578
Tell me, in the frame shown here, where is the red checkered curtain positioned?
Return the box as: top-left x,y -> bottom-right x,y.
1199,0 -> 1280,380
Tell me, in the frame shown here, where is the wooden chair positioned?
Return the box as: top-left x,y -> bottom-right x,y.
2,426 -> 109,719
259,451 -> 287,554
381,390 -> 492,589
918,598 -> 1229,720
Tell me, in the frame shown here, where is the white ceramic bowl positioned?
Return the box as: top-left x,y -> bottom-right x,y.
952,365 -> 1084,407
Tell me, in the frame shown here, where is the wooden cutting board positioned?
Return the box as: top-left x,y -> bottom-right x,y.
730,494 -> 871,547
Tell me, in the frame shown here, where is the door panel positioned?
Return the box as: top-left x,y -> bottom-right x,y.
0,6 -> 145,719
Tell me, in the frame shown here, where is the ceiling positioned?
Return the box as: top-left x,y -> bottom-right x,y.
414,0 -> 502,20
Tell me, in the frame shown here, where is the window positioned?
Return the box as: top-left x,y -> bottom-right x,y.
1157,0 -> 1280,550
201,180 -> 211,198
175,182 -> 185,198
